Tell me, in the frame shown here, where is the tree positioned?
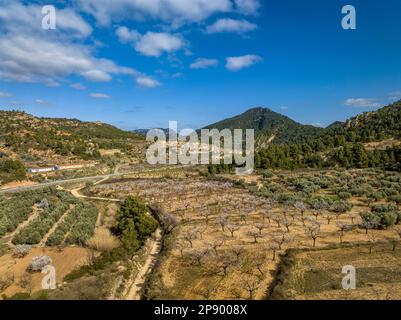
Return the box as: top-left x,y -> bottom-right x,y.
367,233 -> 377,254
305,223 -> 320,248
336,222 -> 350,243
247,230 -> 261,243
242,276 -> 260,300
218,214 -> 230,232
227,224 -> 240,238
254,223 -> 267,235
218,253 -> 234,276
209,240 -> 224,255
190,248 -> 209,266
182,229 -> 197,248
294,201 -> 309,217
232,245 -> 245,262
267,243 -> 280,261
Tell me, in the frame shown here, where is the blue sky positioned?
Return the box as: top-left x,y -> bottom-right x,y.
0,0 -> 401,130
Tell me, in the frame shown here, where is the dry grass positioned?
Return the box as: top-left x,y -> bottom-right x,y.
87,227 -> 120,252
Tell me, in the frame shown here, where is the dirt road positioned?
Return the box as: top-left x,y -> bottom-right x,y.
125,228 -> 162,300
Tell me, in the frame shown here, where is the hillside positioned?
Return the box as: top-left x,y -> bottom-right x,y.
0,111 -> 145,184
203,107 -> 324,147
256,100 -> 401,170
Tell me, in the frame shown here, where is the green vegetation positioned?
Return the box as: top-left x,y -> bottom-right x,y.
64,196 -> 158,281
256,101 -> 401,171
12,191 -> 78,245
0,159 -> 26,183
46,203 -> 99,246
0,188 -> 54,237
0,111 -> 144,161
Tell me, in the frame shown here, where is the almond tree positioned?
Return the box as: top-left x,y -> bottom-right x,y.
367,233 -> 377,254
218,213 -> 230,232
232,245 -> 245,262
191,248 -> 209,266
294,201 -> 309,217
242,276 -> 260,300
324,212 -> 334,225
209,240 -> 224,255
305,223 -> 321,248
227,224 -> 240,238
267,243 -> 280,261
281,216 -> 293,233
247,230 -> 262,243
182,229 -> 198,248
219,253 -> 235,276
336,222 -> 349,244
254,223 -> 267,235
196,224 -> 207,240
272,232 -> 294,250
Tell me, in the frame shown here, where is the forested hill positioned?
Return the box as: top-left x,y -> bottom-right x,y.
203,107 -> 324,146
256,100 -> 401,171
0,110 -> 144,161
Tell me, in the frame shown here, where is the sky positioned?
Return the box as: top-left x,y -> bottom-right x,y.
0,0 -> 401,130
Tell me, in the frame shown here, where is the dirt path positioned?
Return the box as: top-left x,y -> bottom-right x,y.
70,187 -> 122,203
39,204 -> 75,247
125,228 -> 162,300
4,206 -> 39,246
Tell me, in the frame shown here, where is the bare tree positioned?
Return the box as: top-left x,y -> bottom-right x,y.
200,210 -> 211,226
227,224 -> 240,238
336,222 -> 349,244
182,229 -> 198,248
232,245 -> 245,262
281,216 -> 293,233
209,240 -> 224,255
305,223 -> 321,248
267,243 -> 280,261
324,212 -> 334,225
272,214 -> 282,228
161,213 -> 178,234
218,253 -> 235,276
190,248 -> 209,266
254,253 -> 266,277
367,233 -> 377,254
361,219 -> 379,235
272,233 -> 294,250
218,213 -> 230,232
247,230 -> 262,243
242,276 -> 260,300
254,223 -> 267,235
261,210 -> 272,223
175,240 -> 188,258
294,201 -> 309,217
196,224 -> 207,240
348,212 -> 357,225
239,211 -> 250,224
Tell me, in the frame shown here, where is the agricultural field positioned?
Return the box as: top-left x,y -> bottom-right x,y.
86,168 -> 401,300
0,187 -> 101,298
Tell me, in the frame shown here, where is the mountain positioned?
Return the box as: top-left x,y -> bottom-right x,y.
203,107 -> 324,147
0,111 -> 145,165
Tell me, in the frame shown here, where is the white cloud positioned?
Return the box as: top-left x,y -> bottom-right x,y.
345,98 -> 381,108
78,0 -> 232,26
81,70 -> 112,82
136,76 -> 161,88
235,0 -> 260,15
135,32 -> 185,57
35,99 -> 46,104
116,26 -> 141,43
0,91 -> 12,98
90,93 -> 111,99
190,58 -> 219,69
116,27 -> 185,57
206,18 -> 257,34
0,2 -> 160,89
388,91 -> 401,102
225,54 -> 262,71
71,83 -> 86,90
280,106 -> 288,110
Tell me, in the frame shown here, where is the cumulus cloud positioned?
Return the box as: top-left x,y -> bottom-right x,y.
190,58 -> 219,69
78,0 -> 232,26
116,27 -> 185,57
234,0 -> 260,15
344,98 -> 381,108
136,76 -> 161,88
71,83 -> 86,90
135,32 -> 184,57
206,18 -> 257,34
0,91 -> 12,98
0,2 -> 160,88
225,54 -> 262,71
81,69 -> 112,82
116,26 -> 141,43
90,93 -> 111,99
